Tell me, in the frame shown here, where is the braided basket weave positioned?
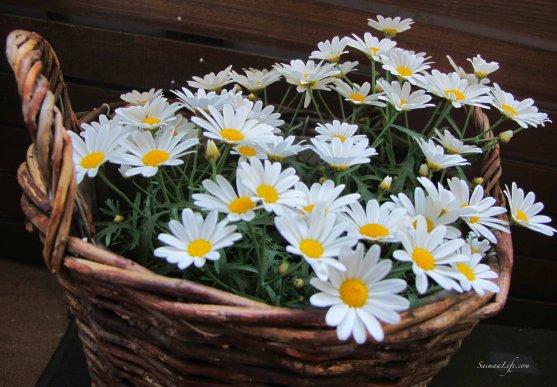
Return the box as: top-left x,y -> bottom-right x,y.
7,30 -> 513,386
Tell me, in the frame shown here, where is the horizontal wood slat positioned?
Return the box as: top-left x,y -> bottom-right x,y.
510,256 -> 557,302
511,227 -> 557,261
0,14 -> 279,90
330,0 -> 557,44
1,1 -> 556,109
488,297 -> 557,329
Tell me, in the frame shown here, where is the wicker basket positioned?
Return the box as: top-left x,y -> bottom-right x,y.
7,30 -> 513,386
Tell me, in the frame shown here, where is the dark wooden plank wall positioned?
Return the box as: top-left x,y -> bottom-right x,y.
1,1 -> 555,328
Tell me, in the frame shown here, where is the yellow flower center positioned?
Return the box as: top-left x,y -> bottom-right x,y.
471,246 -> 479,254
516,209 -> 528,222
399,99 -> 408,106
256,184 -> 279,203
383,28 -> 398,37
413,218 -> 434,233
359,223 -> 389,239
80,152 -> 105,169
332,164 -> 349,171
412,248 -> 436,271
339,278 -> 368,308
469,216 -> 480,224
396,66 -> 414,77
187,239 -> 212,257
349,93 -> 366,102
444,89 -> 466,101
228,196 -> 255,214
238,145 -> 257,157
501,104 -> 518,117
369,47 -> 379,56
445,146 -> 461,155
141,149 -> 170,167
299,239 -> 324,259
332,134 -> 347,142
460,203 -> 469,208
426,160 -> 444,172
143,117 -> 161,126
456,263 -> 476,281
303,204 -> 315,213
220,128 -> 245,142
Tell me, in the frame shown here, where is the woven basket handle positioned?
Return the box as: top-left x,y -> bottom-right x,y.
471,106 -> 513,316
6,30 -> 94,273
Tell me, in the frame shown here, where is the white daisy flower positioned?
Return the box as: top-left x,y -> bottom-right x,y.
332,81 -> 385,106
115,96 -> 181,131
80,114 -> 126,134
446,55 -> 488,85
446,177 -> 509,243
230,68 -> 281,92
376,79 -> 434,111
415,70 -> 491,108
416,138 -> 469,171
120,88 -> 164,106
368,15 -> 414,37
466,233 -> 491,258
187,65 -> 234,91
310,244 -> 409,343
468,55 -> 499,79
68,124 -> 129,183
248,101 -> 285,130
193,175 -> 258,222
393,216 -> 467,294
154,209 -> 241,269
310,36 -> 350,63
230,143 -> 268,162
274,59 -> 340,108
115,128 -> 199,177
347,33 -> 396,61
381,50 -> 430,83
191,104 -> 275,146
391,183 -> 462,239
310,137 -> 378,171
295,180 -> 360,215
433,129 -> 481,155
504,182 -> 556,236
452,244 -> 500,296
315,120 -> 367,143
171,114 -> 198,139
237,158 -> 304,215
172,87 -> 229,115
257,135 -> 306,161
337,61 -> 359,75
341,200 -> 407,243
490,83 -> 550,128
274,206 -> 357,281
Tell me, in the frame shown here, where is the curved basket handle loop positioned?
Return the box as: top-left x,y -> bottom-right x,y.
471,106 -> 514,317
6,30 -> 95,272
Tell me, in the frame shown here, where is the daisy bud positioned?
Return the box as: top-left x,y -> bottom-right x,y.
114,215 -> 125,223
499,130 -> 513,143
293,278 -> 305,289
473,177 -> 484,186
205,140 -> 221,160
298,296 -> 305,303
247,93 -> 258,102
233,84 -> 242,93
278,262 -> 289,274
319,177 -> 328,184
374,78 -> 385,93
419,163 -> 429,177
379,175 -> 393,192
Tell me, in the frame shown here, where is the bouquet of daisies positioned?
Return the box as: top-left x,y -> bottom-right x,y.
69,15 -> 554,344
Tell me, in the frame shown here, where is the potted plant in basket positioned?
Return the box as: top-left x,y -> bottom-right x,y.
7,14 -> 554,386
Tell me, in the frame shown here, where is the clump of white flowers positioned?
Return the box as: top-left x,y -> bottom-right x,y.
72,15 -> 553,345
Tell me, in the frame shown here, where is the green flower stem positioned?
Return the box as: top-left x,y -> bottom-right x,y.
338,93 -> 346,121
211,158 -> 217,181
371,58 -> 377,87
439,169 -> 446,182
247,222 -> 265,295
421,103 -> 442,133
310,91 -> 325,121
317,90 -> 335,119
216,145 -> 230,174
461,106 -> 474,139
334,170 -> 341,185
462,117 -> 505,142
263,87 -> 268,106
98,170 -> 144,215
431,101 -> 453,132
278,85 -> 293,112
188,142 -> 201,189
288,94 -> 305,128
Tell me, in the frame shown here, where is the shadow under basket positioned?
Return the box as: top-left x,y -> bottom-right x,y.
6,29 -> 513,386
